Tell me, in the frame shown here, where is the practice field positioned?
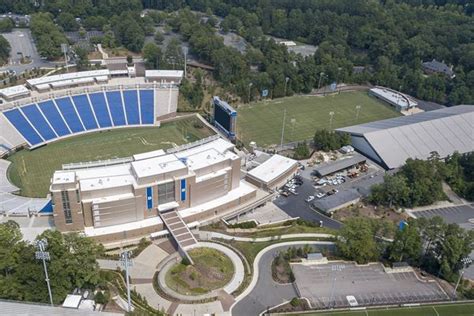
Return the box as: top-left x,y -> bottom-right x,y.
236,91 -> 400,147
7,116 -> 215,197
297,302 -> 474,316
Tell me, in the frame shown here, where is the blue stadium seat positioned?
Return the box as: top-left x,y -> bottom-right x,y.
3,109 -> 44,145
106,91 -> 126,126
139,89 -> 154,124
89,92 -> 112,128
55,97 -> 85,133
123,90 -> 140,125
72,95 -> 98,130
21,104 -> 57,141
37,101 -> 70,137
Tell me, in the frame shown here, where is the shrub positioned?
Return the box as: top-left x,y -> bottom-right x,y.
290,297 -> 300,307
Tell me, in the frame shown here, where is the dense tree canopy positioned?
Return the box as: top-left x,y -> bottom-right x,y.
0,35 -> 11,66
0,221 -> 104,304
30,13 -> 68,60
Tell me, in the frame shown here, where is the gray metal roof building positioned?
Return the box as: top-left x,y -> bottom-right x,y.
313,154 -> 366,177
336,105 -> 474,169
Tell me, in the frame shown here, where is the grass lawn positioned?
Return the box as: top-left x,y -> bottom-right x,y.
295,302 -> 474,316
7,116 -> 214,197
165,247 -> 234,295
236,91 -> 400,147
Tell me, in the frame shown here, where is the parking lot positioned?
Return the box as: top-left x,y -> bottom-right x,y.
292,262 -> 449,309
272,154 -> 383,228
2,29 -> 38,64
414,204 -> 474,231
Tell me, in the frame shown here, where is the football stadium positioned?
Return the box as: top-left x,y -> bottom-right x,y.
0,69 -> 285,248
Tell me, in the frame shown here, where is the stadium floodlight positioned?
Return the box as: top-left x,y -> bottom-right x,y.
35,239 -> 53,306
284,76 -> 290,96
453,257 -> 473,298
182,46 -> 188,78
355,105 -> 361,121
120,251 -> 133,312
248,82 -> 253,103
329,111 -> 335,130
61,43 -> 68,73
280,108 -> 287,149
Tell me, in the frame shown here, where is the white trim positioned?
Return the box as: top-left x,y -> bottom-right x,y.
119,89 -> 128,125
68,96 -> 87,131
34,103 -> 58,138
51,99 -> 73,134
102,91 -> 115,127
17,107 -> 45,142
84,93 -> 100,128
137,89 -> 142,124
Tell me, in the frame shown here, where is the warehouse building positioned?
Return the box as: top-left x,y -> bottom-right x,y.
336,105 -> 474,169
246,154 -> 298,190
313,154 -> 366,178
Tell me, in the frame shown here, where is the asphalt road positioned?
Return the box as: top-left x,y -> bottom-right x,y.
0,28 -> 54,75
232,243 -> 335,316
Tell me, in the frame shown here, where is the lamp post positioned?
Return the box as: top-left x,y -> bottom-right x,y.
280,108 -> 287,149
120,251 -> 133,312
329,111 -> 335,130
284,76 -> 290,97
453,257 -> 472,298
35,239 -> 53,306
248,82 -> 253,103
355,105 -> 361,121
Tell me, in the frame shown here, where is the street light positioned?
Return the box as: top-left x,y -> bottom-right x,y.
329,111 -> 335,130
280,108 -> 287,149
35,239 -> 53,306
120,251 -> 133,312
453,257 -> 472,298
248,82 -> 253,103
284,76 -> 290,96
355,105 -> 361,121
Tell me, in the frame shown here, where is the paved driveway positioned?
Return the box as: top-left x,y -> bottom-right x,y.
273,175 -> 342,229
232,243 -> 334,316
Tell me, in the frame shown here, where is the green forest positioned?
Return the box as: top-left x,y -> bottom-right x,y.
1,0 -> 473,104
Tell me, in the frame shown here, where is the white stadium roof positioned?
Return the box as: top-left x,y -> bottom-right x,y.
145,70 -> 183,78
0,85 -> 30,99
336,105 -> 474,169
26,70 -> 110,87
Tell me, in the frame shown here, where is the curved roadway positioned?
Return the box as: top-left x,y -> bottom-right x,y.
232,242 -> 335,316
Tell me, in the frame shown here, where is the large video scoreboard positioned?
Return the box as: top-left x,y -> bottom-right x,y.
212,96 -> 236,140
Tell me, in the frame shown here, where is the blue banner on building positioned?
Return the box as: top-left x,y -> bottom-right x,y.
146,187 -> 153,209
181,179 -> 186,201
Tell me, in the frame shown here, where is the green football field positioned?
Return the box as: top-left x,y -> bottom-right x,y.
236,91 -> 400,147
296,302 -> 474,316
7,116 -> 215,198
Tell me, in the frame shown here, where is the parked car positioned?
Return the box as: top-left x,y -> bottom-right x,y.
305,195 -> 315,203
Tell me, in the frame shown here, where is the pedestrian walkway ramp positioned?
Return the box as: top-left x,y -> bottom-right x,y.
159,210 -> 197,262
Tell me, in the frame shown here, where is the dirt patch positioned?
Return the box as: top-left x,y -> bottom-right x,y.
334,203 -> 409,225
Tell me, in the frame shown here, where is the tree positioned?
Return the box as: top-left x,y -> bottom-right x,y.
388,223 -> 422,263
154,31 -> 164,44
30,13 -> 68,60
56,12 -> 79,32
142,42 -> 162,69
0,18 -> 14,32
75,47 -> 89,70
370,174 -> 410,208
337,218 -> 379,264
0,35 -> 11,66
313,129 -> 350,151
0,223 -> 104,305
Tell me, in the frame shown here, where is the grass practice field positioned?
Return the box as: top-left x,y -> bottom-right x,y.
297,302 -> 474,316
7,116 -> 214,197
236,91 -> 400,147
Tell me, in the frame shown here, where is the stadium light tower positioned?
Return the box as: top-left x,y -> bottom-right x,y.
453,257 -> 472,298
35,239 -> 53,306
280,108 -> 287,149
61,43 -> 68,73
120,251 -> 133,312
248,82 -> 253,103
355,105 -> 361,121
284,76 -> 290,96
329,111 -> 335,130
